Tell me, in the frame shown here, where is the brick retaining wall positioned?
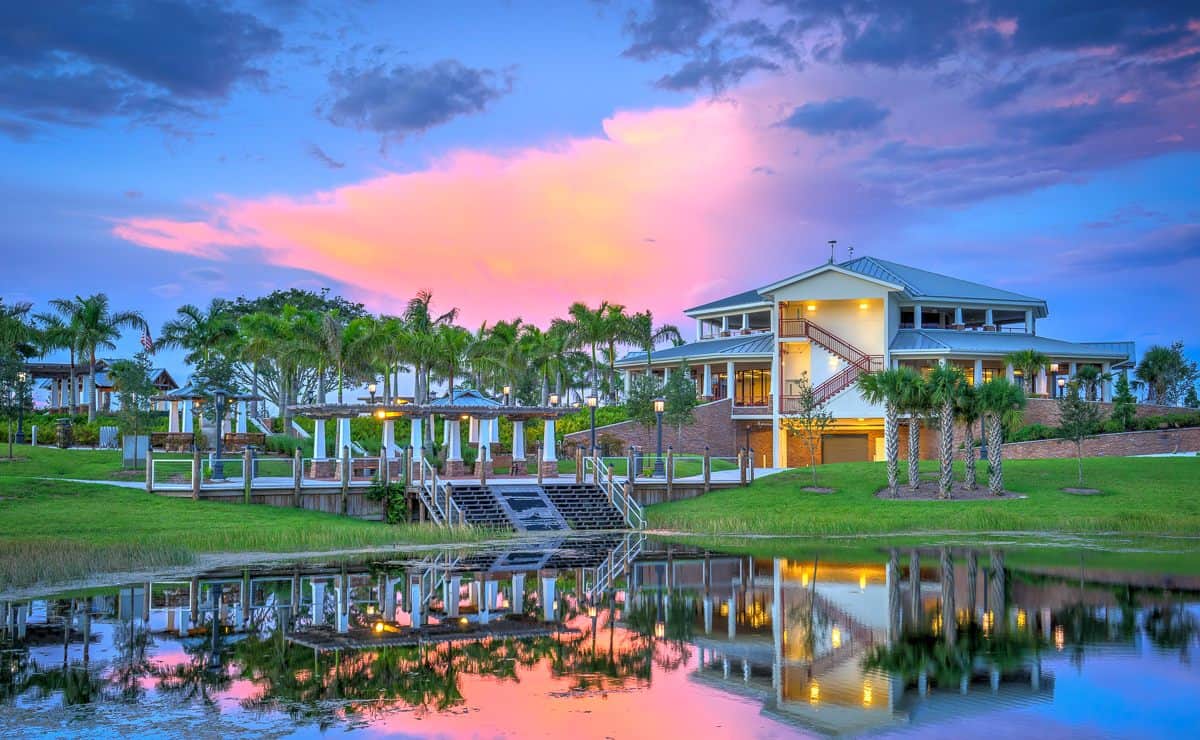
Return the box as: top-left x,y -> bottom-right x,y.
1001,427 -> 1200,460
563,399 -> 739,456
1021,398 -> 1190,427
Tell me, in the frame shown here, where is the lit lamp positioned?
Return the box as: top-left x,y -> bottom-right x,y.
653,397 -> 665,476
502,385 -> 512,405
14,370 -> 27,444
367,382 -> 377,404
587,603 -> 598,619
654,620 -> 665,639
211,388 -> 228,480
1057,376 -> 1066,398
549,392 -> 560,407
586,394 -> 598,455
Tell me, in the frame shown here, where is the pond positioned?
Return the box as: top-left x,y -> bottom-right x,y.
2,534 -> 1198,738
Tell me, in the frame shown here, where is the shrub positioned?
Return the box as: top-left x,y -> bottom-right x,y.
1008,423 -> 1058,443
264,434 -> 310,457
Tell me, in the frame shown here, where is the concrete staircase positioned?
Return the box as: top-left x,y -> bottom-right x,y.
542,484 -> 628,530
436,482 -> 630,531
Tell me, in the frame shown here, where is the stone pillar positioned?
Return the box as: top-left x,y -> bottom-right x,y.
182,400 -> 194,433
236,400 -> 247,433
381,419 -> 396,458
469,417 -> 480,444
168,400 -> 180,433
512,419 -> 526,461
445,419 -> 462,461
313,418 -> 327,460
973,359 -> 983,387
542,419 -> 557,461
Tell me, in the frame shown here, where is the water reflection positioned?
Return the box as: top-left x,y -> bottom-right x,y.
2,537 -> 1198,737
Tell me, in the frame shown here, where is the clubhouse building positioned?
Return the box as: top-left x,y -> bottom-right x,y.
615,255 -> 1134,468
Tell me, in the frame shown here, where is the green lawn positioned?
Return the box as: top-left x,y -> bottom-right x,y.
647,456 -> 1200,537
0,447 -> 494,591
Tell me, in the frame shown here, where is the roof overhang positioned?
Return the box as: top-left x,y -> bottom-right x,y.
684,300 -> 772,319
893,295 -> 1050,318
615,349 -> 773,369
758,263 -> 904,296
890,348 -> 1130,360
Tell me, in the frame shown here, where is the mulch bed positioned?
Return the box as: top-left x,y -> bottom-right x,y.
1062,487 -> 1103,495
875,483 -> 1024,501
801,486 -> 836,494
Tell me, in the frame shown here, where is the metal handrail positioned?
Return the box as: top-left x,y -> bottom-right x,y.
417,457 -> 464,526
584,456 -> 645,529
584,533 -> 646,600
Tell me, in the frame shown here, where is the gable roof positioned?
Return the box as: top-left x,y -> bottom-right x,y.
617,333 -> 774,367
840,256 -> 1048,315
890,329 -> 1133,363
685,288 -> 770,315
429,388 -> 501,408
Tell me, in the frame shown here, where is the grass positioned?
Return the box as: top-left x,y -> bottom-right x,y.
0,448 -> 496,591
647,456 -> 1200,537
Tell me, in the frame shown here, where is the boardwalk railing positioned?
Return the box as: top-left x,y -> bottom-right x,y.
583,455 -> 646,529
417,457 -> 465,527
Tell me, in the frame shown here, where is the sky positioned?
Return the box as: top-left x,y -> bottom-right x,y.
2,0 -> 1199,384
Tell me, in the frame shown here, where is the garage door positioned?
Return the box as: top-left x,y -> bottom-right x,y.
822,434 -> 870,464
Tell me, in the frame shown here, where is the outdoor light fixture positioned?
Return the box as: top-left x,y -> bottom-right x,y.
587,604 -> 597,619
653,397 -> 666,476
653,398 -> 665,414
502,385 -> 511,405
654,621 -> 665,639
859,302 -> 868,310
586,394 -> 598,454
14,371 -> 27,444
368,382 -> 377,404
549,393 -> 560,406
374,621 -> 385,634
1050,363 -> 1060,372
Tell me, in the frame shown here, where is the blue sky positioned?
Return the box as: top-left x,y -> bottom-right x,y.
2,0 -> 1199,381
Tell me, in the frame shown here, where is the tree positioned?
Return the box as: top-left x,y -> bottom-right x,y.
977,378 -> 1026,495
662,363 -> 698,432
625,373 -> 663,429
857,368 -> 913,497
1071,365 -> 1111,402
433,325 -> 472,401
1185,385 -> 1200,409
954,383 -> 981,490
108,353 -> 158,469
781,373 -> 835,487
1136,343 -> 1199,405
1057,381 -> 1106,487
567,301 -> 626,400
1111,372 -> 1137,430
156,301 -> 238,381
898,370 -> 930,490
48,294 -> 147,422
624,311 -> 682,372
1003,349 -> 1049,396
927,365 -> 966,499
402,290 -> 459,405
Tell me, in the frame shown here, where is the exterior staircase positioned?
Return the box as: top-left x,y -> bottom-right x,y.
779,318 -> 884,411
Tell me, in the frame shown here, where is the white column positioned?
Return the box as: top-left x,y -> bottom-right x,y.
477,418 -> 491,462
703,364 -> 712,398
482,580 -> 498,624
182,400 -> 194,433
741,312 -> 749,331
541,576 -> 557,622
445,419 -> 462,461
236,400 -> 247,433
310,582 -> 326,624
336,417 -> 352,456
542,418 -> 557,462
1101,363 -> 1112,401
1024,309 -> 1034,333
721,315 -> 729,333
490,416 -> 500,443
410,414 -> 424,451
1005,363 -> 1015,383
953,307 -> 963,326
726,360 -> 736,401
168,400 -> 180,433
913,304 -> 923,328
973,359 -> 983,386
984,308 -> 994,327
446,576 -> 461,617
442,418 -> 451,445
511,573 -> 526,613
1036,368 -> 1047,396
695,318 -> 703,341
313,418 -> 327,459
469,417 -> 479,444
663,366 -> 671,382
409,580 -> 423,627
381,419 -> 396,458
512,419 -> 526,461
623,370 -> 631,399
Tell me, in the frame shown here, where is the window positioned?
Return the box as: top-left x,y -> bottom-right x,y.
734,368 -> 771,406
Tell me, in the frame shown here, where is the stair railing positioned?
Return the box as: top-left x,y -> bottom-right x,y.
583,456 -> 645,529
418,457 -> 465,527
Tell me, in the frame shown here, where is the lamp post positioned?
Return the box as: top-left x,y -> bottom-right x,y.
549,393 -> 559,407
653,397 -> 665,476
502,385 -> 512,406
586,394 -> 598,455
212,389 -> 227,480
368,382 -> 377,404
1056,376 -> 1066,398
15,371 -> 27,444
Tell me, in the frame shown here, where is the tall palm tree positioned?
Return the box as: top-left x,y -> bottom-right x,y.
1134,345 -> 1181,404
624,311 -> 682,371
1003,349 -> 1049,396
156,300 -> 238,374
239,307 -> 312,431
897,370 -> 930,490
402,291 -> 458,404
33,309 -> 79,411
319,310 -> 353,404
857,368 -> 914,497
433,324 -> 472,402
927,365 -> 966,499
977,378 -> 1026,495
955,383 -> 981,490
1071,364 -> 1112,402
567,301 -> 626,399
49,294 -> 147,422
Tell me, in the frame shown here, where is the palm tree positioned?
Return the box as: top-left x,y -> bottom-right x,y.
1003,349 -> 1049,396
48,294 -> 147,422
433,325 -> 472,401
927,365 -> 966,499
624,310 -> 682,372
1134,345 -> 1181,404
567,301 -> 626,399
1071,364 -> 1112,402
402,291 -> 458,404
954,383 -> 981,490
977,378 -> 1026,495
33,309 -> 79,411
239,307 -> 313,431
897,370 -> 930,490
156,300 -> 238,375
318,310 -> 354,403
858,368 -> 917,497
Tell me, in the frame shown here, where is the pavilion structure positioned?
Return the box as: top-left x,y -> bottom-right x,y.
150,384 -> 264,452
290,389 -> 576,480
27,359 -> 179,414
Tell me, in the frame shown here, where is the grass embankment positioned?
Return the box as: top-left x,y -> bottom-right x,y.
648,457 -> 1200,537
0,447 -> 494,591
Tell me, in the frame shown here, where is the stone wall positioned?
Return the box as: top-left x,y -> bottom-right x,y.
1001,427 -> 1200,460
562,399 -> 739,456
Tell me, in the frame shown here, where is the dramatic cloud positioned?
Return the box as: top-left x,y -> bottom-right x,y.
777,96 -> 890,134
1003,102 -> 1144,147
1059,223 -> 1200,272
325,60 -> 513,138
621,0 -> 720,60
655,42 -> 779,93
307,143 -> 345,169
0,0 -> 281,136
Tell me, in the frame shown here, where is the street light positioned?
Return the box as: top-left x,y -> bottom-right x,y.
586,394 -> 598,454
368,382 -> 377,404
653,397 -> 665,476
549,392 -> 560,407
212,389 -> 228,480
15,371 -> 27,445
502,385 -> 512,405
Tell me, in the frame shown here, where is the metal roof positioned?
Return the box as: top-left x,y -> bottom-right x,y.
840,257 -> 1048,315
890,329 -> 1134,361
617,333 -> 774,367
684,288 -> 770,315
429,388 -> 501,408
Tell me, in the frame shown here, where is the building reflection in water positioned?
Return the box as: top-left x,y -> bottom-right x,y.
1,537 -> 1197,735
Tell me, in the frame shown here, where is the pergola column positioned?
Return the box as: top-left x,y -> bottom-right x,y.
168,400 -> 180,433
442,417 -> 451,445
541,575 -> 557,621
313,418 -> 327,459
490,416 -> 500,444
182,400 -> 194,433
477,418 -> 492,462
542,418 -> 557,462
445,419 -> 462,461
511,573 -> 526,613
381,418 -> 396,458
468,417 -> 480,444
236,400 -> 248,433
335,417 -> 352,457
512,419 -> 526,461
409,414 -> 424,451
